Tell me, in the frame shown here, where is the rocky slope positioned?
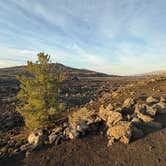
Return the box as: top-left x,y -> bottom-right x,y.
0,65 -> 166,166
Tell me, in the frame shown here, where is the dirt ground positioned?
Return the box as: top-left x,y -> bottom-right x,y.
1,127 -> 166,166
0,73 -> 166,166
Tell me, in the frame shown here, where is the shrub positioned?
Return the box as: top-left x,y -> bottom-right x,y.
16,53 -> 64,130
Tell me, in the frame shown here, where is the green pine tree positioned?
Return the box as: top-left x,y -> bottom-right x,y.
16,53 -> 64,130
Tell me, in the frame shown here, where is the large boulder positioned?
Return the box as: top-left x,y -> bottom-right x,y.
134,104 -> 146,114
68,129 -> 79,139
131,117 -> 142,124
146,96 -> 159,104
65,120 -> 90,139
145,105 -> 157,117
107,121 -> 133,145
63,127 -> 70,138
136,113 -> 153,123
28,129 -> 47,148
48,133 -> 63,145
123,98 -> 135,109
52,127 -> 63,134
98,104 -> 114,121
69,107 -> 97,128
134,103 -> 157,117
48,133 -> 58,144
68,107 -> 98,138
106,111 -> 123,127
76,122 -> 89,132
160,97 -> 166,102
152,102 -> 166,114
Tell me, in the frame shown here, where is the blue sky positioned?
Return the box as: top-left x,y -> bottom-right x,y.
0,0 -> 166,75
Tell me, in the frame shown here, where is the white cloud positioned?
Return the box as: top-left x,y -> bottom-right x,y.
0,46 -> 37,68
0,0 -> 166,75
0,46 -> 36,59
0,45 -> 72,68
0,60 -> 23,68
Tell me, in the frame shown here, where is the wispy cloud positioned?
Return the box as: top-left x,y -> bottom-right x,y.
0,0 -> 166,74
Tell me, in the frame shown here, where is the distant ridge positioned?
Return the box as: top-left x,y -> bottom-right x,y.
0,63 -> 117,78
135,70 -> 166,76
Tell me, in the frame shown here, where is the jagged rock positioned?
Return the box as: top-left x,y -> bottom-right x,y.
69,107 -> 96,128
149,78 -> 156,83
107,121 -> 133,145
63,122 -> 69,128
64,126 -> 83,139
68,129 -> 79,139
111,92 -> 119,98
67,107 -> 100,139
134,103 -> 157,117
68,107 -> 96,137
20,143 -> 31,152
146,96 -> 159,104
137,113 -> 153,123
55,135 -> 63,145
70,121 -> 91,138
123,98 -> 135,109
98,104 -> 114,121
134,104 -> 146,114
160,97 -> 166,102
48,133 -> 58,144
106,104 -> 114,110
76,122 -> 89,134
28,129 -> 47,148
1,146 -> 8,153
131,115 -> 141,123
48,134 -> 64,145
114,107 -> 122,112
127,114 -> 132,121
52,127 -> 63,134
152,102 -> 166,114
63,127 -> 70,138
94,117 -> 102,123
146,105 -> 157,116
25,151 -> 31,158
106,112 -> 123,127
107,137 -> 115,146
101,93 -> 112,101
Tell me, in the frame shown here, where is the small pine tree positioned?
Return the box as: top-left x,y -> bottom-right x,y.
16,53 -> 64,130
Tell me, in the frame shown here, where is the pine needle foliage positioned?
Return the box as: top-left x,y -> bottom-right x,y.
16,53 -> 64,129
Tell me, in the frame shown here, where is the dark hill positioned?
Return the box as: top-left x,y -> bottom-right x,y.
0,63 -> 115,78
